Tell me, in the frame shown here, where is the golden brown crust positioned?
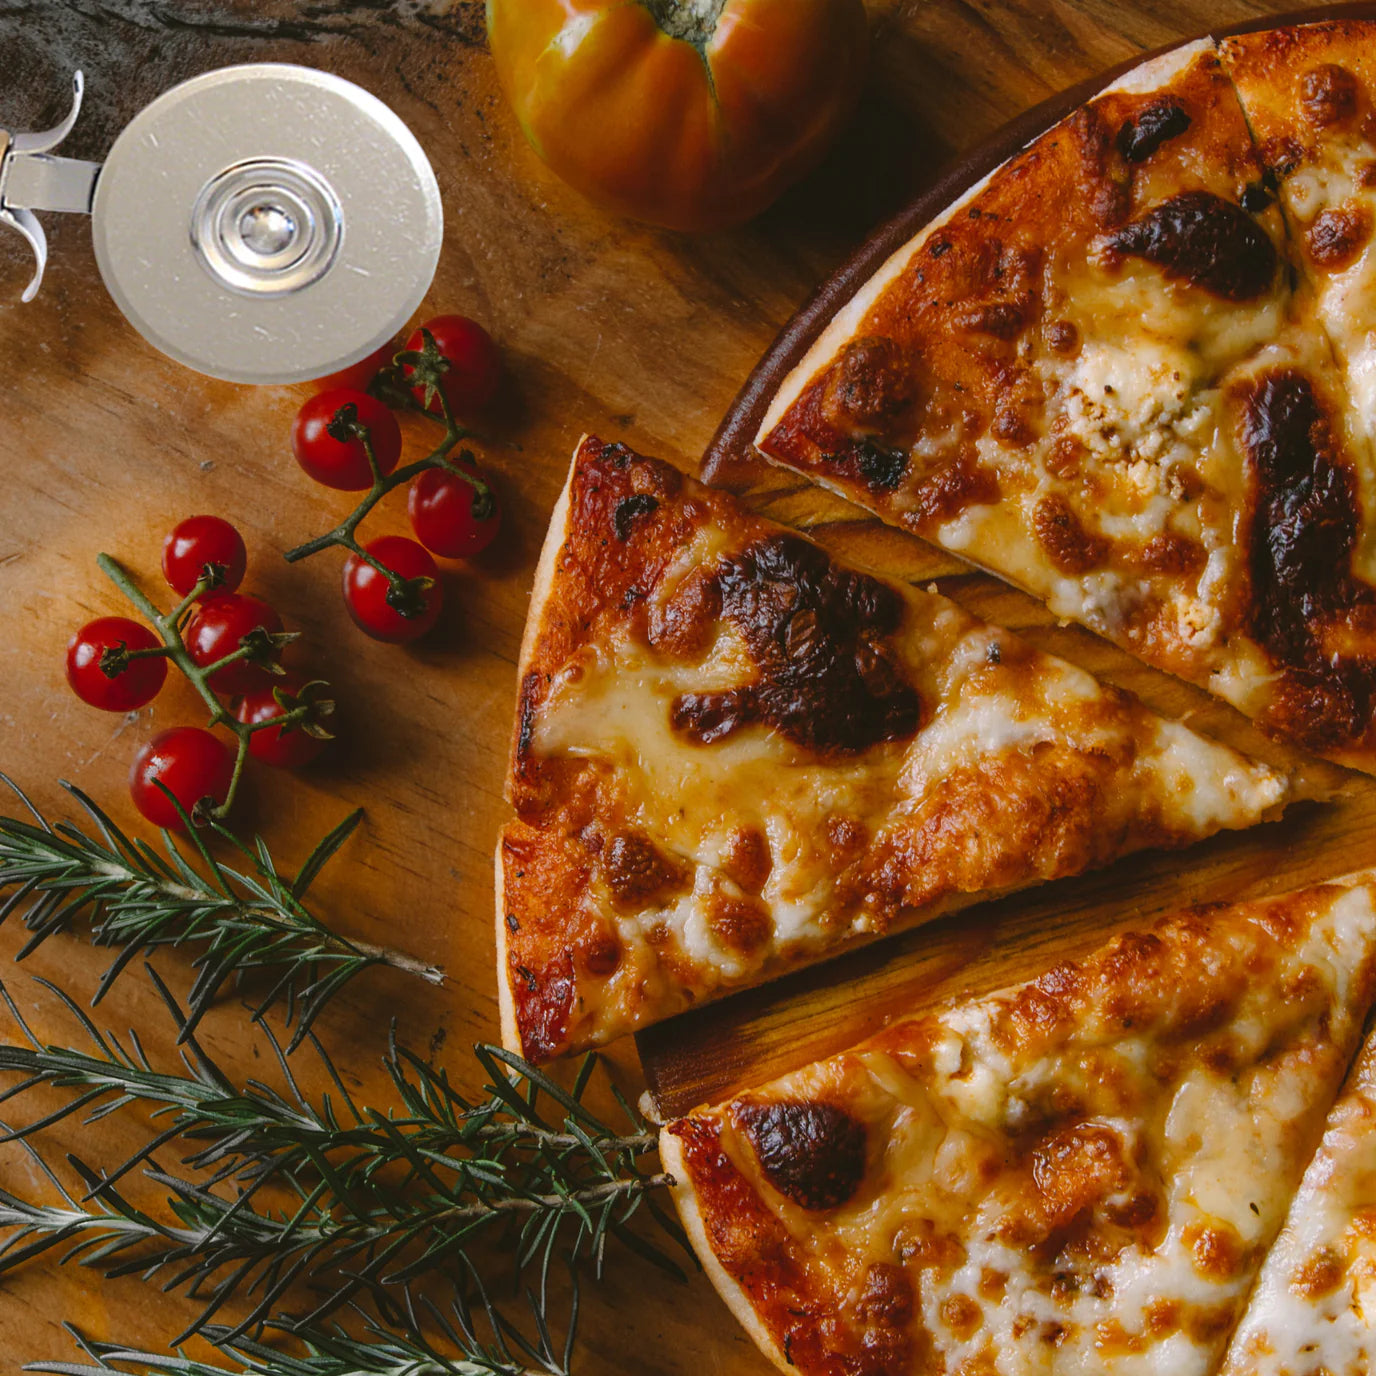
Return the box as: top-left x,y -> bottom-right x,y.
666,880 -> 1376,1376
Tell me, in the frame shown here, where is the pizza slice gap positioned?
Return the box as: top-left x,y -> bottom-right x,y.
661,876 -> 1376,1376
498,435 -> 1304,1063
1219,1006 -> 1376,1376
753,31 -> 1376,772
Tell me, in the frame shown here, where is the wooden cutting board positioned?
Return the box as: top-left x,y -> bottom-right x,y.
0,3 -> 1366,1373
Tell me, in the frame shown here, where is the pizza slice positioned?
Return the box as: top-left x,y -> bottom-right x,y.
498,435 -> 1299,1062
662,877 -> 1376,1376
752,32 -> 1376,770
1219,1023 -> 1376,1376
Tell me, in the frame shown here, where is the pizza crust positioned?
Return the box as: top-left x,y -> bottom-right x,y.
658,1128 -> 795,1376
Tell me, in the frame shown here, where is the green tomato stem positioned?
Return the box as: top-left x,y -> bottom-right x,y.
94,555 -> 323,826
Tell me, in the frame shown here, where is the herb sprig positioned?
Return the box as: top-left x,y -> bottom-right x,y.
0,969 -> 681,1352
0,777 -> 442,1047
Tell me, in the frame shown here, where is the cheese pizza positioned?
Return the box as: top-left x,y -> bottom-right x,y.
499,435 -> 1296,1062
1219,1026 -> 1376,1376
754,32 -> 1376,770
662,878 -> 1376,1376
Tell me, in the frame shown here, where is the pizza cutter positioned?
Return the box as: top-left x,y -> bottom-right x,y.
0,64 -> 443,384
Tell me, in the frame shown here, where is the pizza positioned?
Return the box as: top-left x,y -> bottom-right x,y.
661,877 -> 1376,1376
499,434 -> 1298,1063
752,32 -> 1376,771
1218,1028 -> 1376,1376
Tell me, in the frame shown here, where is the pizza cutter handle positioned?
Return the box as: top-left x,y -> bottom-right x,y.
0,72 -> 102,302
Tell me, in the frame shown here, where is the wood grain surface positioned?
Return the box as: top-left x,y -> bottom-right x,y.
0,2 -> 1365,1373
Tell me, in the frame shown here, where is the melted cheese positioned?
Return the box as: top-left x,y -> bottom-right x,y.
530,568 -> 1289,989
1221,976 -> 1376,1376
674,883 -> 1376,1376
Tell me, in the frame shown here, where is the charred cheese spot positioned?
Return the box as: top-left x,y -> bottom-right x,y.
857,1262 -> 915,1327
735,1099 -> 867,1211
1306,203 -> 1373,269
1239,368 -> 1376,750
956,300 -> 1027,339
1134,531 -> 1205,577
1103,191 -> 1277,300
720,826 -> 772,895
1301,63 -> 1359,129
647,565 -> 721,661
574,927 -> 622,977
1046,319 -> 1081,355
940,1293 -> 982,1340
670,535 -> 922,756
1291,1245 -> 1345,1298
1183,1219 -> 1245,1280
1116,96 -> 1192,162
909,454 -> 1000,527
853,440 -> 910,492
821,337 -> 921,427
603,831 -> 687,905
1030,1123 -> 1133,1227
612,493 -> 659,541
1032,494 -> 1108,574
705,893 -> 773,956
992,406 -> 1035,447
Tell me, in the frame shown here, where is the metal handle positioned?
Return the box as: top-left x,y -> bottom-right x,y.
0,71 -> 102,301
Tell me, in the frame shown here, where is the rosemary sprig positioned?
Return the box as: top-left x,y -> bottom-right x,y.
0,776 -> 442,1046
33,1282 -> 572,1376
282,332 -> 495,595
0,975 -> 682,1345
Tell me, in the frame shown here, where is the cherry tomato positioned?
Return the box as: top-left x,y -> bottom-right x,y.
66,616 -> 168,712
313,340 -> 396,393
162,515 -> 247,598
184,592 -> 284,695
129,727 -> 234,830
408,462 -> 502,559
234,675 -> 327,768
404,316 -> 501,418
291,389 -> 402,491
342,535 -> 442,643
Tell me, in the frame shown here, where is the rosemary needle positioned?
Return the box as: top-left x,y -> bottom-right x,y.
0,775 -> 443,1048
0,973 -> 684,1347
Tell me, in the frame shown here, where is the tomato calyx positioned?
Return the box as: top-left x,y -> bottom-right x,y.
641,0 -> 728,46
246,678 -> 336,742
383,572 -> 437,619
393,327 -> 452,418
97,638 -> 170,681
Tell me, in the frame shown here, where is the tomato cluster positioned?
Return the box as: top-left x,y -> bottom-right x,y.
291,315 -> 503,644
67,518 -> 330,830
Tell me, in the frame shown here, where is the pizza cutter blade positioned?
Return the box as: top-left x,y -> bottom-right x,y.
0,64 -> 443,385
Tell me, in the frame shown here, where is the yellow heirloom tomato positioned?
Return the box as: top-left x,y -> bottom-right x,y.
486,0 -> 870,232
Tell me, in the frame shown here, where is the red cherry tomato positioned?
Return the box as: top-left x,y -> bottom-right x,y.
66,616 -> 168,712
234,675 -> 326,769
408,463 -> 502,559
129,727 -> 234,830
404,316 -> 501,418
184,593 -> 284,695
313,340 -> 396,393
342,535 -> 442,643
162,515 -> 247,598
291,389 -> 402,491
